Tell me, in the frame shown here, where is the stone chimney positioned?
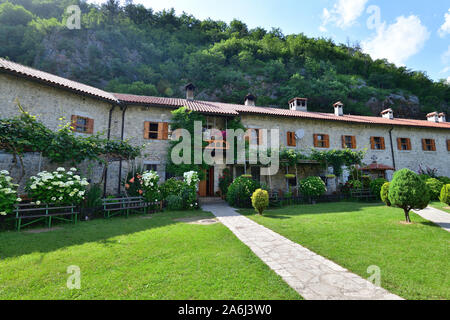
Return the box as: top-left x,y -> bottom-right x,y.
333,101 -> 344,116
289,98 -> 307,112
381,108 -> 394,120
185,83 -> 196,100
427,112 -> 439,122
244,94 -> 256,106
438,113 -> 446,123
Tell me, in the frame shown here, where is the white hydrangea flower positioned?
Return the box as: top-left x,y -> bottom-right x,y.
56,167 -> 65,172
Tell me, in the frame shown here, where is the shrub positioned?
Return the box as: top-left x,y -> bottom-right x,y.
438,176 -> 450,185
388,169 -> 430,223
83,184 -> 102,208
166,195 -> 183,210
182,171 -> 199,209
124,167 -> 145,197
361,175 -> 371,188
0,170 -> 20,216
440,184 -> 450,205
226,176 -> 261,208
370,178 -> 388,199
347,179 -> 363,190
425,178 -> 444,201
218,168 -> 232,196
251,189 -> 269,215
380,182 -> 391,206
418,174 -> 431,182
299,176 -> 326,198
160,178 -> 184,200
141,170 -> 161,203
26,167 -> 89,205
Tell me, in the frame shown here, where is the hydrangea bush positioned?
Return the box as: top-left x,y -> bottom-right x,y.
26,167 -> 89,205
226,176 -> 261,208
182,171 -> 199,209
299,176 -> 327,198
0,170 -> 20,216
184,171 -> 200,187
141,170 -> 161,203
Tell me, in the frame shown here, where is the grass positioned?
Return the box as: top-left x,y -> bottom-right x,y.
240,202 -> 450,300
0,210 -> 301,300
430,201 -> 450,214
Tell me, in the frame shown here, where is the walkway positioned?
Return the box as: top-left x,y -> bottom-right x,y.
202,201 -> 402,300
413,206 -> 450,232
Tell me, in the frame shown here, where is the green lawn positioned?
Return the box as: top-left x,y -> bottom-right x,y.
0,210 -> 301,300
430,201 -> 450,214
240,202 -> 450,300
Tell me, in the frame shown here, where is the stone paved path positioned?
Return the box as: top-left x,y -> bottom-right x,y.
202,201 -> 402,300
413,206 -> 450,232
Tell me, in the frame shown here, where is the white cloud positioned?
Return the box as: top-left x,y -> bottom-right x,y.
447,76 -> 450,84
438,9 -> 450,37
361,15 -> 430,66
320,0 -> 368,31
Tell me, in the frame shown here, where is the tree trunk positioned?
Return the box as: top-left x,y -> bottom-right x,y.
403,208 -> 411,223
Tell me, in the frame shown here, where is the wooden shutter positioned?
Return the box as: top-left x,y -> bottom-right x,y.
397,138 -> 402,150
370,137 -> 375,149
257,129 -> 262,145
431,139 -> 436,151
144,122 -> 150,139
161,122 -> 169,140
341,136 -> 346,148
351,136 -> 356,149
324,135 -> 330,148
407,139 -> 411,150
86,118 -> 94,134
422,139 -> 426,151
157,122 -> 164,140
313,134 -> 319,147
447,140 -> 450,151
244,129 -> 251,143
70,115 -> 77,132
380,137 -> 385,150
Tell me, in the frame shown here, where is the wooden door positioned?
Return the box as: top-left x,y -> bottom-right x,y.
198,169 -> 207,197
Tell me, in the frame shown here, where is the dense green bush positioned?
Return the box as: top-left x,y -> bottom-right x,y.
425,178 -> 444,201
380,182 -> 390,206
299,176 -> 326,198
160,178 -> 184,200
440,184 -> 450,205
226,176 -> 261,208
251,189 -> 269,215
218,168 -> 233,197
388,169 -> 430,222
370,178 -> 388,200
0,170 -> 19,216
166,195 -> 183,211
438,176 -> 450,185
418,174 -> 431,182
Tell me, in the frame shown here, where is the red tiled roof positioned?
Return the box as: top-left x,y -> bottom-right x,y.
380,108 -> 393,114
0,58 -> 118,102
361,163 -> 395,171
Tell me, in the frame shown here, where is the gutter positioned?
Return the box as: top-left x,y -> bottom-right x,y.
103,104 -> 116,196
117,104 -> 128,195
388,126 -> 396,170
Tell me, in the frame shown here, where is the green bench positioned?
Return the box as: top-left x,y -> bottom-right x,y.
102,196 -> 153,219
14,203 -> 78,231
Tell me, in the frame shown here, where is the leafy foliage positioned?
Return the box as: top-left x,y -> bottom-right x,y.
226,176 -> 261,208
388,169 -> 430,222
298,176 -> 326,198
380,182 -> 391,206
166,194 -> 183,210
369,178 -> 387,200
310,149 -> 365,177
440,184 -> 450,205
251,188 -> 269,215
160,178 -> 184,200
218,168 -> 232,196
425,178 -> 444,201
0,170 -> 19,215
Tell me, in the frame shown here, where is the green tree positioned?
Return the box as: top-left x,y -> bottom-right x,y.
388,169 -> 430,223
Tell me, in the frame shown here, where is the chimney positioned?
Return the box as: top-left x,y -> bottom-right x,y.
244,94 -> 256,106
381,108 -> 394,120
426,112 -> 439,122
438,112 -> 446,123
185,83 -> 196,100
289,97 -> 307,112
333,101 -> 344,116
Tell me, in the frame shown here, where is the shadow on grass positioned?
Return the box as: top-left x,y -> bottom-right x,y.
419,221 -> 450,229
0,210 -> 208,260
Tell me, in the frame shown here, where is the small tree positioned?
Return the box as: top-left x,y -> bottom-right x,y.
380,182 -> 390,206
251,189 -> 269,215
388,169 -> 430,223
425,178 -> 444,200
440,184 -> 450,206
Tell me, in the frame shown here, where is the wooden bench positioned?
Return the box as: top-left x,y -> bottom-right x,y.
102,197 -> 155,219
13,203 -> 78,232
350,189 -> 377,201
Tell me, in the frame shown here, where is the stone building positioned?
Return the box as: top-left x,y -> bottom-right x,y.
1,58 -> 449,196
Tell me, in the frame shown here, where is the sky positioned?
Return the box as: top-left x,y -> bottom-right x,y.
88,0 -> 450,83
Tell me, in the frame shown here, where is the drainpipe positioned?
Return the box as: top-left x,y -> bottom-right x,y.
388,126 -> 396,171
117,105 -> 128,195
103,104 -> 116,196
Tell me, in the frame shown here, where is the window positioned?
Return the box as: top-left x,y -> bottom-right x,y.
370,137 -> 385,150
245,129 -> 263,145
144,122 -> 169,140
313,134 -> 329,148
342,135 -> 356,149
71,115 -> 94,134
447,140 -> 450,151
422,139 -> 436,151
287,132 -> 296,147
145,164 -> 157,172
397,138 -> 411,151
